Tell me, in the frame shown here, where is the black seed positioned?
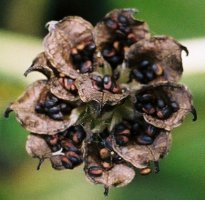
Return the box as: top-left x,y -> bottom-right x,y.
132,69 -> 144,81
49,95 -> 59,103
146,70 -> 155,81
85,43 -> 96,54
94,76 -> 103,88
108,55 -> 123,66
48,106 -> 61,114
61,157 -> 73,169
44,99 -> 57,109
103,75 -> 111,85
170,101 -> 179,112
152,64 -> 163,76
118,14 -> 128,24
115,29 -> 126,39
114,123 -> 126,133
139,60 -> 150,68
80,60 -> 92,73
50,144 -> 61,152
35,104 -> 44,114
137,134 -> 153,145
50,112 -> 64,121
105,18 -> 118,29
145,125 -> 159,137
102,48 -> 115,58
71,54 -> 82,65
69,156 -> 81,165
138,94 -> 154,103
132,123 -> 140,134
157,98 -> 165,108
157,106 -> 172,119
142,103 -> 155,115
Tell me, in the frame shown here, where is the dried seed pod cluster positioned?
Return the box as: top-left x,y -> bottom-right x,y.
5,8 -> 197,195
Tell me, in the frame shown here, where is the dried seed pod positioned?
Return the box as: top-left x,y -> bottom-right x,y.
112,130 -> 172,169
75,74 -> 129,106
26,134 -> 52,170
126,36 -> 188,83
4,80 -> 80,135
44,16 -> 95,77
135,82 -> 197,130
94,8 -> 150,69
84,141 -> 135,193
24,52 -> 55,79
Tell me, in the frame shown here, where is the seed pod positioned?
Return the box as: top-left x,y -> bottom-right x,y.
126,36 -> 188,83
4,80 -> 80,135
94,8 -> 150,69
136,82 -> 197,130
112,130 -> 172,169
84,141 -> 135,192
44,16 -> 94,77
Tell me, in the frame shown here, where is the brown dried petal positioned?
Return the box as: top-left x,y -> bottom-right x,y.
137,82 -> 197,130
75,74 -> 129,106
84,142 -> 135,188
49,77 -> 79,101
5,80 -> 79,134
43,16 -> 94,77
112,131 -> 172,169
24,52 -> 54,79
94,8 -> 150,49
126,36 -> 188,83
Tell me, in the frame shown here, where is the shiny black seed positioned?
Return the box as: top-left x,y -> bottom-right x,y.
95,76 -> 103,88
85,43 -> 96,53
71,54 -> 82,65
50,112 -> 64,121
108,55 -> 123,66
67,146 -> 81,154
170,101 -> 179,112
44,99 -> 57,109
105,18 -> 118,29
145,125 -> 159,137
48,106 -> 61,114
139,60 -> 150,68
50,144 -> 61,152
132,69 -> 144,81
49,95 -> 59,103
137,134 -> 153,145
146,70 -> 155,80
118,14 -> 128,24
114,123 -> 126,133
157,106 -> 172,119
103,75 -> 111,84
62,159 -> 73,169
138,94 -> 154,103
35,104 -> 44,114
80,60 -> 92,73
157,98 -> 165,108
102,48 -> 114,58
143,103 -> 155,114
69,156 -> 81,165
115,29 -> 126,39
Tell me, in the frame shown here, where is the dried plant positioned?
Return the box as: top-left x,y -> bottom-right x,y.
5,8 -> 197,195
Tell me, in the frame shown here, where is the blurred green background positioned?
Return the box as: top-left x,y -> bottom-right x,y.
0,1 -> 205,200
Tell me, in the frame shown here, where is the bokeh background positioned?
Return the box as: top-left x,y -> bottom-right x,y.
0,1 -> 205,200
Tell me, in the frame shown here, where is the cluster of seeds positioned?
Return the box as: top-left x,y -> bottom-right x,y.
6,8 -> 196,195
101,13 -> 138,69
44,125 -> 86,169
35,94 -> 74,121
130,59 -> 163,83
135,92 -> 179,119
113,119 -> 161,146
71,42 -> 96,73
92,75 -> 120,93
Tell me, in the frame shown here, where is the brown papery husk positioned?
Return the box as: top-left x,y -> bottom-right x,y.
112,131 -> 172,169
6,80 -> 80,135
43,16 -> 94,77
94,8 -> 150,50
136,82 -> 196,130
126,36 -> 188,83
84,141 -> 135,189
